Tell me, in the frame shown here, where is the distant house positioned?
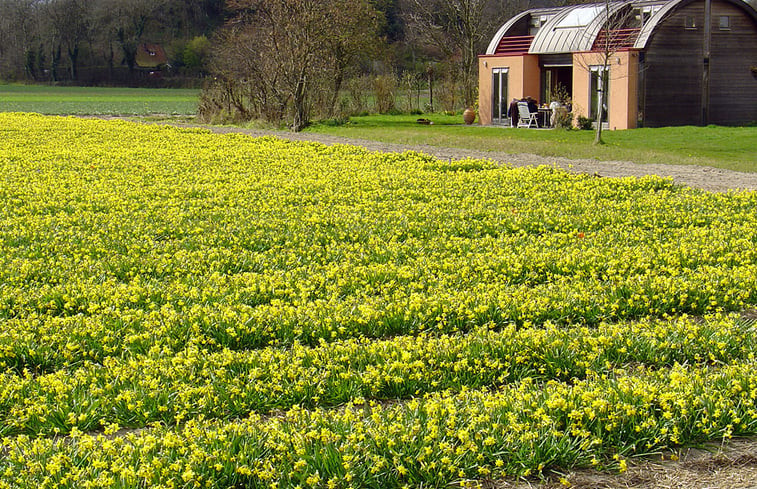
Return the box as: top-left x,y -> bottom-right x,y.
135,43 -> 168,70
479,0 -> 757,129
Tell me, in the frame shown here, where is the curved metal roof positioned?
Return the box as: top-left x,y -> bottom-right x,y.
528,4 -> 604,54
570,2 -> 634,52
634,0 -> 757,48
485,7 -> 562,55
486,0 -> 757,56
633,0 -> 682,48
485,10 -> 532,55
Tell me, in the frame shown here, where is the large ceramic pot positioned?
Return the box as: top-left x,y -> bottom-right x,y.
463,108 -> 476,125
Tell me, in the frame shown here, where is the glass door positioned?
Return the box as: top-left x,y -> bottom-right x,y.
491,68 -> 509,125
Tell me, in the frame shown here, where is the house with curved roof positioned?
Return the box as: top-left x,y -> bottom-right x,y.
478,0 -> 757,128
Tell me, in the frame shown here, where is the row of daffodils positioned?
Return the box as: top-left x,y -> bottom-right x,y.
1,113 -> 756,488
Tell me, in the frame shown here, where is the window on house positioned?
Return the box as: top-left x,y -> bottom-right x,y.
719,16 -> 730,30
638,6 -> 652,27
685,16 -> 697,29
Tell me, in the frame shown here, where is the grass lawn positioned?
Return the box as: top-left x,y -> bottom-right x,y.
0,84 -> 199,116
306,114 -> 757,173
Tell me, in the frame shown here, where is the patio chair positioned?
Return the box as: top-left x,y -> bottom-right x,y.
517,101 -> 538,128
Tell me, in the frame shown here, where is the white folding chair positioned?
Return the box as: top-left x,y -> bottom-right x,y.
517,102 -> 538,128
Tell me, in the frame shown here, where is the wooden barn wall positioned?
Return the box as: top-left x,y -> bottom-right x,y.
642,1 -> 757,127
708,2 -> 757,125
642,3 -> 706,126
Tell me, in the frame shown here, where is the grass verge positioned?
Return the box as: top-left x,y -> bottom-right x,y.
306,114 -> 757,173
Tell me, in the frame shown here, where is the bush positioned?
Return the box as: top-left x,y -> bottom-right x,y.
347,76 -> 371,114
577,116 -> 594,130
373,74 -> 396,114
553,107 -> 573,129
438,77 -> 461,113
183,36 -> 211,73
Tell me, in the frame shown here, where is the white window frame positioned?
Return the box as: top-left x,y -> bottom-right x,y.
491,67 -> 510,125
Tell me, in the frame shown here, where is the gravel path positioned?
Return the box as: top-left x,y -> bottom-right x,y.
194,125 -> 757,193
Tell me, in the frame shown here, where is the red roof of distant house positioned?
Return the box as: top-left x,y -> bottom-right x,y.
135,43 -> 167,68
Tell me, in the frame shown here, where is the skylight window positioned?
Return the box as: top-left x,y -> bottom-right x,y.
555,6 -> 603,28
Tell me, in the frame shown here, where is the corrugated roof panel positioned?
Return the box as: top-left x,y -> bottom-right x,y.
530,5 -> 593,54
556,6 -> 604,28
634,0 -> 684,48
486,10 -> 532,54
488,0 -> 695,56
486,7 -> 565,55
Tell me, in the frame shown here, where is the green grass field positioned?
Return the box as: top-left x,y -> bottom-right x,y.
307,114 -> 757,173
0,84 -> 199,116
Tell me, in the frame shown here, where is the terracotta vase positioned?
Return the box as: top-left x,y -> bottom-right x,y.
463,108 -> 476,125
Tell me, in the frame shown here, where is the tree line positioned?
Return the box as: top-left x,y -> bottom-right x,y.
0,0 -> 562,127
0,0 -> 224,84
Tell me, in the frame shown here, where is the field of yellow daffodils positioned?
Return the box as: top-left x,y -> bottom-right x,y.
1,112 -> 757,488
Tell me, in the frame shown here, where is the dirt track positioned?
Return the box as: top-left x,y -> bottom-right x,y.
192,125 -> 757,193
502,439 -> 757,489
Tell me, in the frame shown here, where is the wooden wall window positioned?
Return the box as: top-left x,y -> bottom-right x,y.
719,16 -> 730,30
684,15 -> 697,29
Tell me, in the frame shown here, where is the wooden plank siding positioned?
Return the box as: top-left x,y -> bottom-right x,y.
708,2 -> 757,125
642,3 -> 706,126
642,0 -> 757,127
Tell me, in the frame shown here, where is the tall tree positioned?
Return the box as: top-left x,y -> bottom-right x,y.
0,0 -> 39,80
322,0 -> 381,117
402,0 -> 493,108
208,0 -> 381,130
94,0 -> 167,73
44,0 -> 92,80
573,0 -> 637,144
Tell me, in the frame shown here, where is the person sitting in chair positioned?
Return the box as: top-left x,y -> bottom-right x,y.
507,98 -> 519,127
525,96 -> 538,115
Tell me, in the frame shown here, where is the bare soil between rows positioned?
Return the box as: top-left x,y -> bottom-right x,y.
500,439 -> 757,489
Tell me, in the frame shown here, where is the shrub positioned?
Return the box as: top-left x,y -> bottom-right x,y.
577,115 -> 594,130
347,76 -> 371,114
553,107 -> 573,129
183,36 -> 211,73
373,74 -> 396,114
